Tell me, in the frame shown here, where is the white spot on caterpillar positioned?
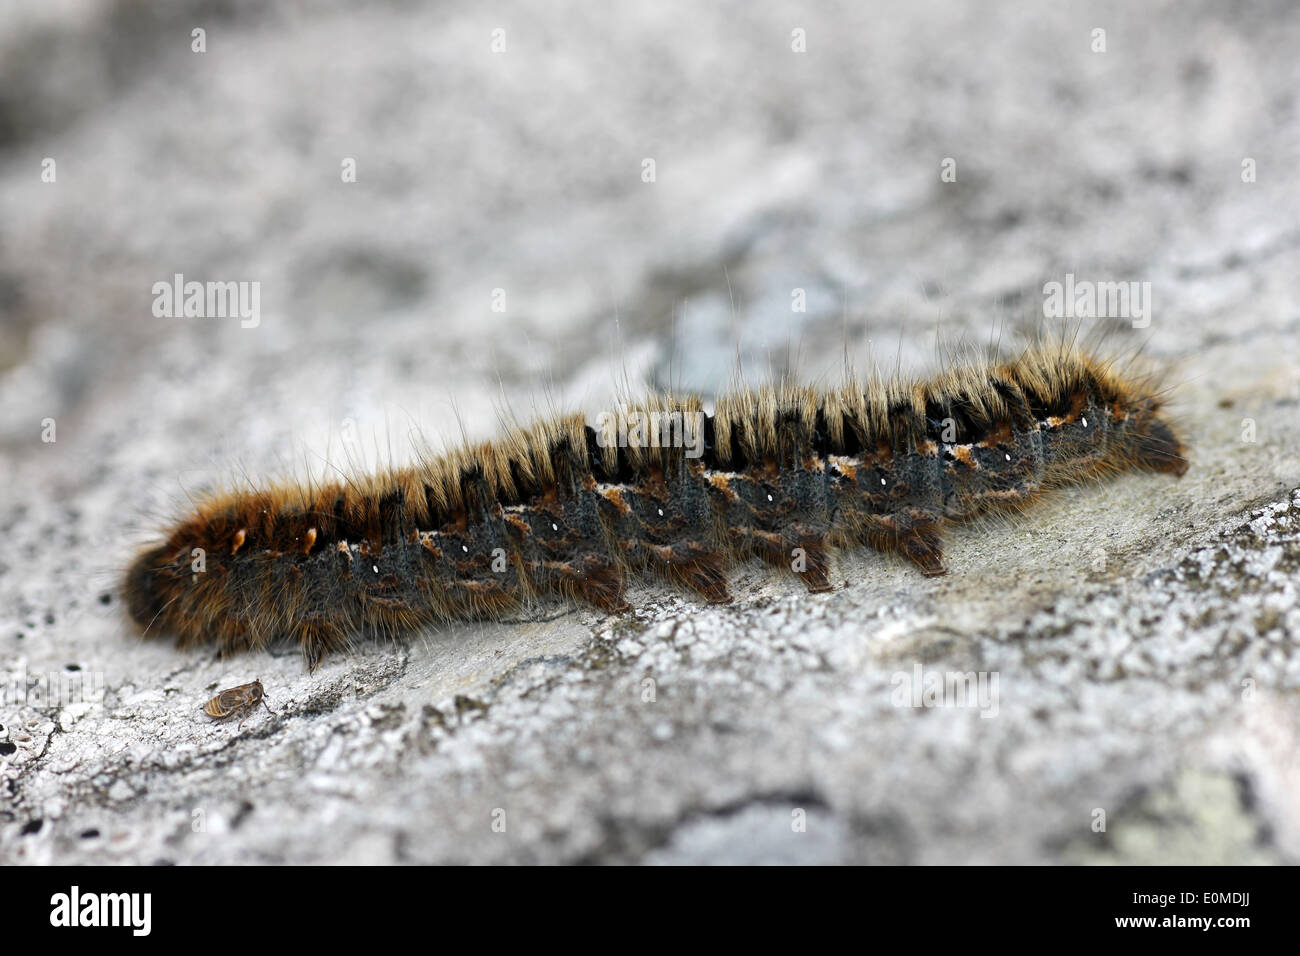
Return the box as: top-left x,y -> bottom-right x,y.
1082,416 -> 1088,427
657,508 -> 664,516
372,565 -> 379,573
881,478 -> 886,485
1005,453 -> 1011,461
461,545 -> 469,552
767,494 -> 773,501
551,523 -> 559,531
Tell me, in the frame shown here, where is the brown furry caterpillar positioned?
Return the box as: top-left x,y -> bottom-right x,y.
124,341 -> 1187,669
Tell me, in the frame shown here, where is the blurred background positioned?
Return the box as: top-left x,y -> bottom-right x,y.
2,0 -> 1299,864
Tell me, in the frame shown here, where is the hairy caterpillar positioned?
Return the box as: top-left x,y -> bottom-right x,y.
124,341 -> 1187,669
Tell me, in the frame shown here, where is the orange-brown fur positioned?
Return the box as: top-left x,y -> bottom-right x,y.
124,341 -> 1187,668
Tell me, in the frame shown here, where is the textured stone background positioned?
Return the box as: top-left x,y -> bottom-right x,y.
2,0 -> 1299,864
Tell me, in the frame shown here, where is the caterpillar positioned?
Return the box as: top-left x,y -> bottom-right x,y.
123,340 -> 1187,669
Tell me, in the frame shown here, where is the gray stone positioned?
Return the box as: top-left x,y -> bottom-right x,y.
1,0 -> 1299,864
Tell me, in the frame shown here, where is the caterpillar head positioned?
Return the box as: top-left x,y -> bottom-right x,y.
1121,397 -> 1188,476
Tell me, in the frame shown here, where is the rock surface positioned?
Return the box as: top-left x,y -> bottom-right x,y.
1,0 -> 1298,864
